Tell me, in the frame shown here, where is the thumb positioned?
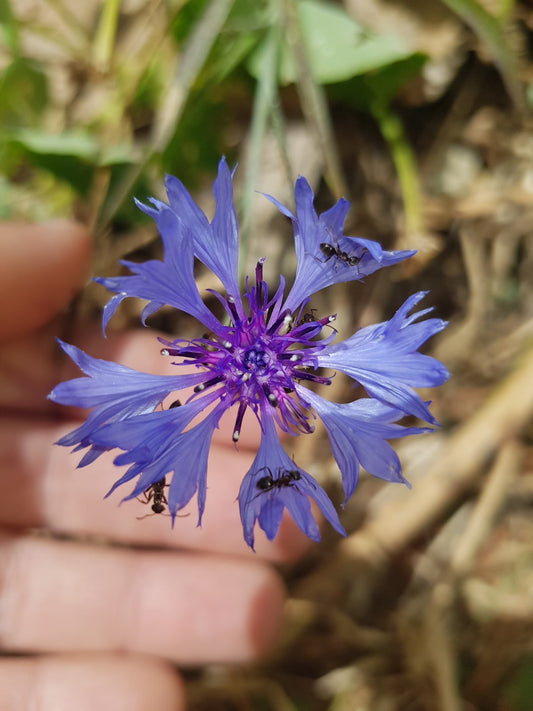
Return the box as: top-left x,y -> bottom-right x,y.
0,220 -> 91,341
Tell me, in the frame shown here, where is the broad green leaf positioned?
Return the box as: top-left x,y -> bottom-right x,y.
4,130 -> 135,194
7,129 -> 99,160
329,53 -> 428,108
6,129 -> 133,165
247,0 -> 413,85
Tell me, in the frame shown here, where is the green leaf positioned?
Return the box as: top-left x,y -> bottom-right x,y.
7,129 -> 99,160
247,0 -> 413,85
4,129 -> 135,194
328,52 -> 428,108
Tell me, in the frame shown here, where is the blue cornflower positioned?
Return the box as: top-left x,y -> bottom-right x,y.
49,158 -> 449,549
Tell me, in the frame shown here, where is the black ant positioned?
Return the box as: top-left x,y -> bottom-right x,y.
319,241 -> 362,269
256,467 -> 302,493
136,475 -> 190,521
136,477 -> 169,519
297,308 -> 318,326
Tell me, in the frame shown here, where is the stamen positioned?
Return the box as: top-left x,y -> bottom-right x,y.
293,370 -> 332,385
294,322 -> 323,338
279,352 -> 302,362
255,259 -> 265,307
194,375 -> 223,393
226,296 -> 240,323
178,349 -> 207,359
267,309 -> 293,336
263,384 -> 278,407
232,401 -> 247,442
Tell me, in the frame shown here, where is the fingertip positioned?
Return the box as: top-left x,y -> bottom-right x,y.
0,220 -> 92,341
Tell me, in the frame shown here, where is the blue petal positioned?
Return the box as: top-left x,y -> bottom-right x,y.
108,404 -> 224,525
90,393 -> 217,464
48,340 -> 208,462
238,416 -> 345,549
165,157 -> 240,298
95,207 -> 221,333
48,341 -> 205,407
264,176 -> 414,311
317,293 -> 449,423
299,387 -> 430,502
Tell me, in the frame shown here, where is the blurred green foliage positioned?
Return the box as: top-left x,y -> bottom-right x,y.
0,0 -> 521,232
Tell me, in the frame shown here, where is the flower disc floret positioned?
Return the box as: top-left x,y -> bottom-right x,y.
159,258 -> 336,442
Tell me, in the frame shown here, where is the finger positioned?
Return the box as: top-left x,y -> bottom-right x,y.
0,653 -> 184,711
0,533 -> 285,665
0,221 -> 91,342
0,415 -> 310,562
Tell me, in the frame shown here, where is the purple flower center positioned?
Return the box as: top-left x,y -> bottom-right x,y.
160,260 -> 336,442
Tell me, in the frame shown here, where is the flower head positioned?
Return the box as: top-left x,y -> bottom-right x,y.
49,158 -> 449,548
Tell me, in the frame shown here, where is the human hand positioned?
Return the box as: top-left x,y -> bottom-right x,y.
0,222 -> 308,710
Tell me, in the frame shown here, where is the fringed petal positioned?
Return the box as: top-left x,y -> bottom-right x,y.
238,416 -> 345,550
95,207 -> 220,333
300,387 -> 431,502
264,176 -> 414,311
317,293 -> 449,423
